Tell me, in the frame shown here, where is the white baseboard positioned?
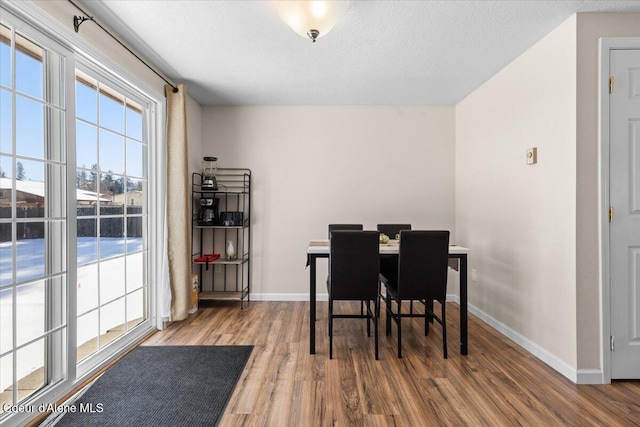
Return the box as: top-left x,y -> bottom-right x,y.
576,369 -> 604,384
446,293 -> 458,303
447,295 -> 604,384
249,293 -> 329,301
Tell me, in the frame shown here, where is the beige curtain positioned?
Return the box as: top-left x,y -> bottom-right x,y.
165,84 -> 192,321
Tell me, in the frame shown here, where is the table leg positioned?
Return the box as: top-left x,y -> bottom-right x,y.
460,255 -> 468,355
310,254 -> 316,354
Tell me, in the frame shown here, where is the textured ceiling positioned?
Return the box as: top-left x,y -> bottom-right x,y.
79,1 -> 640,106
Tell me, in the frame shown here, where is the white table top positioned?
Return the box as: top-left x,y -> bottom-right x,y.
307,240 -> 470,255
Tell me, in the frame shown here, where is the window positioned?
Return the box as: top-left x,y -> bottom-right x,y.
74,70 -> 148,364
0,4 -> 162,424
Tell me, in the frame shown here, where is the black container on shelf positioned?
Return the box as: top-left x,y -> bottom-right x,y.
220,211 -> 243,226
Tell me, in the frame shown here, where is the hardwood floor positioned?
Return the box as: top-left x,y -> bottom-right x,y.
143,301 -> 640,426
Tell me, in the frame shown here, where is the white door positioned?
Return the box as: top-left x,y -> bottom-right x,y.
610,49 -> 640,379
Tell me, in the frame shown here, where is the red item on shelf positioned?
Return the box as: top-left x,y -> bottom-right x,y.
194,254 -> 221,263
194,254 -> 221,271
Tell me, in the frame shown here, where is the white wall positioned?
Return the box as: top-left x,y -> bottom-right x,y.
187,96 -> 203,176
187,95 -> 202,261
201,106 -> 456,297
456,16 -> 578,369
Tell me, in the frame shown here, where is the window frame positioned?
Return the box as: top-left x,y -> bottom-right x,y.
72,59 -> 155,377
0,2 -> 166,425
0,9 -> 77,417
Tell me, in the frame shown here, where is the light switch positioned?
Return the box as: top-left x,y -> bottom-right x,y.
526,147 -> 537,165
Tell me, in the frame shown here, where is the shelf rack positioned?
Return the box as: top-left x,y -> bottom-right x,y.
191,168 -> 251,308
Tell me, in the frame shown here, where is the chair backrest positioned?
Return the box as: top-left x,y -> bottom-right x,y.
328,224 -> 363,238
377,224 -> 411,238
329,231 -> 380,301
397,230 -> 449,301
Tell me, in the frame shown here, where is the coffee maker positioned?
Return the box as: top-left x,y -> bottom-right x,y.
198,196 -> 219,225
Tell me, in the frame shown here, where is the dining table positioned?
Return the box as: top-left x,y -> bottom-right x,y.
306,239 -> 471,356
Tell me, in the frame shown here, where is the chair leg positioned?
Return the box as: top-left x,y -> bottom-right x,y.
425,303 -> 429,336
425,299 -> 430,336
410,300 -> 413,315
442,300 -> 447,359
374,297 -> 379,360
385,293 -> 392,336
366,300 -> 371,337
397,301 -> 402,358
428,300 -> 434,323
328,299 -> 333,336
329,299 -> 334,359
327,299 -> 331,336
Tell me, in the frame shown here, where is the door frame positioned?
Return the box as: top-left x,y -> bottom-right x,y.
599,37 -> 640,384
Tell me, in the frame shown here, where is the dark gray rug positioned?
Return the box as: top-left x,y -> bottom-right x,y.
53,345 -> 253,427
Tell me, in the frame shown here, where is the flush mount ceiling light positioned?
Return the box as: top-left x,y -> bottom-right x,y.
277,1 -> 349,43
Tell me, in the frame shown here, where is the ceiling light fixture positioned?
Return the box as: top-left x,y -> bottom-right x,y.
277,1 -> 349,43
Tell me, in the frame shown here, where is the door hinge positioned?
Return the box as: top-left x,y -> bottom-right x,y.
609,206 -> 614,222
609,76 -> 615,93
610,335 -> 615,352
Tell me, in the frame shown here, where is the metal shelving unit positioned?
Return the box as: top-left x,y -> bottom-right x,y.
192,168 -> 251,308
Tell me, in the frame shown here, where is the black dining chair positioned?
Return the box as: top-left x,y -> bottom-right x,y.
328,230 -> 381,359
328,224 -> 366,315
329,224 -> 363,236
380,230 -> 450,359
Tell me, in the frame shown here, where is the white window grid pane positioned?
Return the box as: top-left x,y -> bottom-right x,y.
15,279 -> 45,346
0,353 -> 13,407
0,24 -> 11,90
126,286 -> 146,328
76,263 -> 98,316
125,252 -> 145,292
15,33 -> 44,101
98,297 -> 125,348
0,287 -> 12,354
76,309 -> 98,361
1,89 -> 13,155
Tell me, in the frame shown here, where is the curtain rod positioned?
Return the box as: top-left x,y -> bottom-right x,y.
67,0 -> 179,93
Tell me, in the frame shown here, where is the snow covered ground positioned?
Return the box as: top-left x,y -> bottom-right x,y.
0,237 -> 145,393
